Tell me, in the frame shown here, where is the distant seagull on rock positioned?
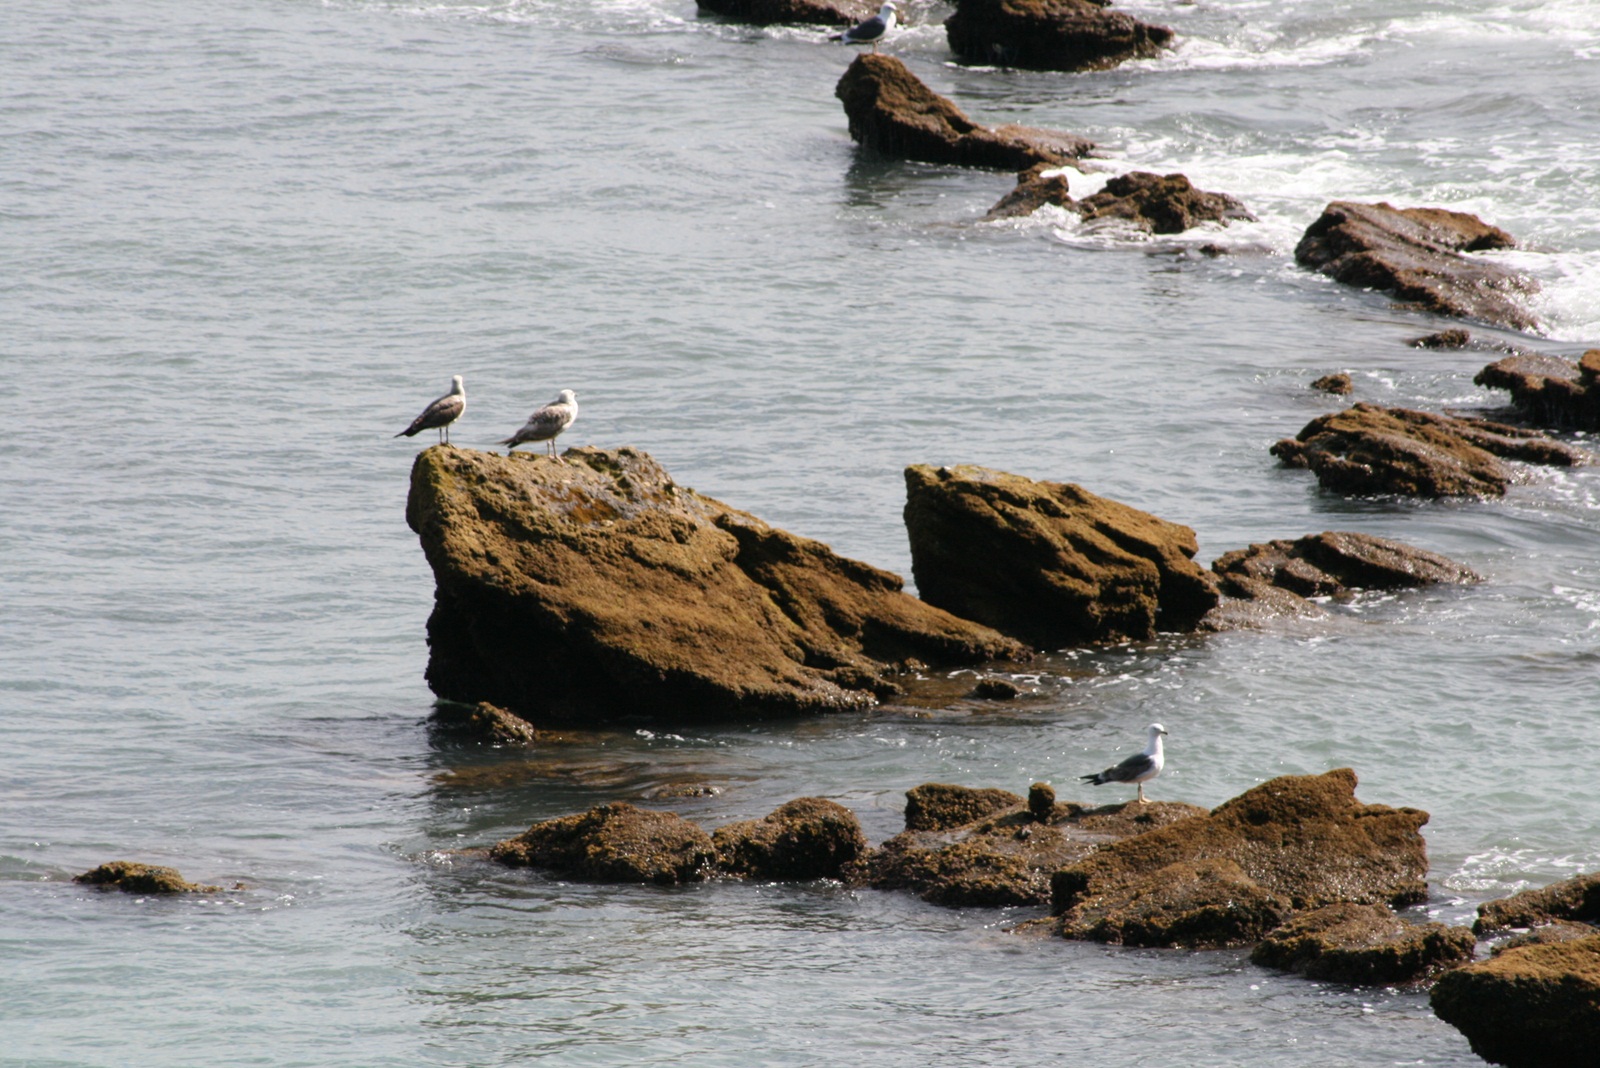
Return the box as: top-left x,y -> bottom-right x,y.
1080,723 -> 1168,804
500,389 -> 578,459
395,375 -> 465,444
831,2 -> 897,52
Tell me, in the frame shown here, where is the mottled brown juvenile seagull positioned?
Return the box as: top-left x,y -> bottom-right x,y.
395,375 -> 465,444
1080,724 -> 1168,804
500,389 -> 578,459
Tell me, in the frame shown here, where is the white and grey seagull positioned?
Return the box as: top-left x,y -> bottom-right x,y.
1080,723 -> 1168,804
500,389 -> 579,459
831,2 -> 897,52
395,375 -> 465,444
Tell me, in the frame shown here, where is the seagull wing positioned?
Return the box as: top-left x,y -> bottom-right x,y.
397,392 -> 464,437
501,402 -> 574,446
1081,752 -> 1156,785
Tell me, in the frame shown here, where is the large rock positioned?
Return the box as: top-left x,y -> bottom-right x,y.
945,0 -> 1174,72
904,783 -> 1024,831
1250,903 -> 1475,984
1051,769 -> 1431,947
1271,403 -> 1590,498
1294,201 -> 1538,330
712,797 -> 867,880
985,169 -> 1254,235
1476,350 -> 1600,431
406,446 -> 1026,723
903,464 -> 1220,649
1431,934 -> 1600,1068
835,53 -> 1094,171
694,0 -> 871,25
74,861 -> 220,894
1475,871 -> 1600,936
489,802 -> 716,885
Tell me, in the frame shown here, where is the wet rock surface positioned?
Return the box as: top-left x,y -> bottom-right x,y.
945,0 -> 1174,72
1271,403 -> 1589,498
694,0 -> 871,25
836,53 -> 1094,170
1476,349 -> 1600,431
1492,921 -> 1599,955
1294,200 -> 1537,330
406,445 -> 1026,724
1250,903 -> 1475,984
984,163 -> 1074,219
1311,372 -> 1353,395
903,464 -> 1220,649
430,700 -> 546,745
74,861 -> 220,894
1050,769 -> 1431,947
712,797 -> 867,880
1431,933 -> 1600,1068
904,783 -> 1024,831
1474,870 -> 1600,935
1072,172 -> 1254,234
489,802 -> 717,886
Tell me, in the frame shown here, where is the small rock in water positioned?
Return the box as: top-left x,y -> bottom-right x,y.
1310,372 -> 1353,395
75,861 -> 220,894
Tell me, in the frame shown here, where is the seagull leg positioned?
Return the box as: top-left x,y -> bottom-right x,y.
1136,783 -> 1148,804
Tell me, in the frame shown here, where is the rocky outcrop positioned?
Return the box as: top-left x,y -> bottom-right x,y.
836,53 -> 1094,170
1050,769 -> 1431,948
74,861 -> 220,894
904,783 -> 1024,831
987,169 -> 1254,234
903,464 -> 1221,649
1431,933 -> 1600,1068
1294,201 -> 1537,330
406,446 -> 1026,724
1493,921 -> 1599,955
430,700 -> 545,745
1474,871 -> 1600,935
1271,403 -> 1590,498
1476,350 -> 1600,431
1204,531 -> 1480,625
1311,373 -> 1353,395
984,163 -> 1074,219
694,0 -> 871,25
712,797 -> 867,880
945,0 -> 1174,72
1250,903 -> 1475,984
489,802 -> 716,885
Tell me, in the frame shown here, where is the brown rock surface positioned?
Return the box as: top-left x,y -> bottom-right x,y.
1311,372 -> 1353,395
1493,921 -> 1599,955
1271,403 -> 1589,498
1250,903 -> 1476,984
1063,857 -> 1292,948
712,797 -> 868,880
903,464 -> 1221,649
945,0 -> 1173,72
1295,201 -> 1537,330
694,0 -> 871,25
74,861 -> 220,894
904,783 -> 1024,831
406,445 -> 1026,724
489,802 -> 716,885
430,700 -> 545,744
1474,871 -> 1600,935
1052,769 -> 1431,947
1476,350 -> 1600,431
1073,172 -> 1254,235
1431,933 -> 1600,1068
835,53 -> 1094,170
984,163 -> 1074,220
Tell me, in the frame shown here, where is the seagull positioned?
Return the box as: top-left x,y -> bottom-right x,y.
395,375 -> 465,444
500,389 -> 579,459
1080,724 -> 1168,804
831,2 -> 897,52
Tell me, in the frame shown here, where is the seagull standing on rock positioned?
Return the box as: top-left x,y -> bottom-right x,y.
1080,724 -> 1168,804
832,2 -> 897,52
395,375 -> 465,444
500,389 -> 579,459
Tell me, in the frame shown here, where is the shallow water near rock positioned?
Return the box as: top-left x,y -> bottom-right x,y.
2,0 -> 1597,1064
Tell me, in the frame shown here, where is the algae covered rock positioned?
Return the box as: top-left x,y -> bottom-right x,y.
903,464 -> 1220,649
1474,870 -> 1600,935
1431,933 -> 1600,1068
489,802 -> 716,885
406,445 -> 1026,724
904,783 -> 1025,832
1476,349 -> 1600,431
1251,902 -> 1475,984
1064,857 -> 1292,948
713,797 -> 867,880
74,861 -> 220,894
945,0 -> 1173,72
835,53 -> 1094,170
695,0 -> 871,26
1072,172 -> 1254,235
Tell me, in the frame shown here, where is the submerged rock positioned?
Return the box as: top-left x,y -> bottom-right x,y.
694,0 -> 871,25
835,53 -> 1094,170
1474,870 -> 1600,935
1051,769 -> 1431,947
903,464 -> 1220,649
713,797 -> 867,880
430,700 -> 545,745
1431,933 -> 1600,1068
406,446 -> 1026,724
1250,903 -> 1475,984
1476,350 -> 1600,431
1271,403 -> 1589,498
1295,201 -> 1537,330
489,802 -> 716,885
945,0 -> 1173,72
1410,328 -> 1474,349
74,861 -> 220,894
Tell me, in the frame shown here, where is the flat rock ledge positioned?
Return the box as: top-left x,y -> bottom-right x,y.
1295,201 -> 1538,330
75,861 -> 220,894
1474,870 -> 1600,936
694,0 -> 871,26
1272,403 -> 1590,498
406,445 -> 1026,724
1476,350 -> 1600,431
945,0 -> 1174,72
987,168 -> 1254,235
1431,934 -> 1600,1068
1250,902 -> 1475,985
836,53 -> 1095,170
